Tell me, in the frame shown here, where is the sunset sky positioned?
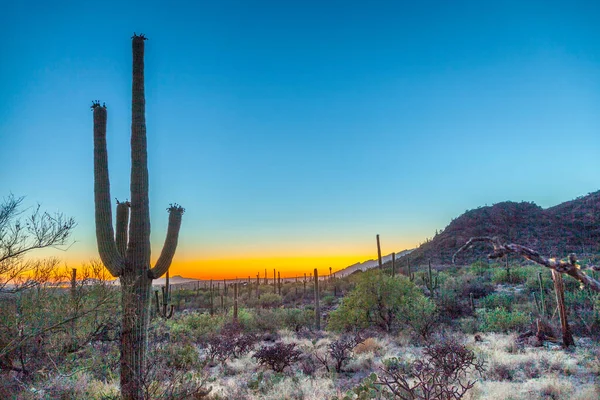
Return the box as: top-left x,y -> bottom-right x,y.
1,1 -> 599,279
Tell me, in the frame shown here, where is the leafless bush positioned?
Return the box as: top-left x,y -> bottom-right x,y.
378,338 -> 485,399
315,333 -> 365,373
203,322 -> 257,364
253,342 -> 302,373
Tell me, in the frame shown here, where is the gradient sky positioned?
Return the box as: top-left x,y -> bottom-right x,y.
1,1 -> 599,279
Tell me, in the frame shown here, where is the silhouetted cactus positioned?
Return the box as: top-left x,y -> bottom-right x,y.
155,270 -> 174,319
406,256 -> 415,281
233,282 -> 238,322
314,268 -> 321,330
422,259 -> 439,297
92,34 -> 184,399
376,234 -> 383,269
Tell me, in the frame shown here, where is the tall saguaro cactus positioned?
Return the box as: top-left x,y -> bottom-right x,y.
92,34 -> 184,400
314,268 -> 320,330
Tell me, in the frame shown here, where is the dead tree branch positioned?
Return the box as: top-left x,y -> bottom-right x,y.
453,236 -> 600,292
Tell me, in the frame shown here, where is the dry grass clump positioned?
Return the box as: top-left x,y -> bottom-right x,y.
354,337 -> 383,355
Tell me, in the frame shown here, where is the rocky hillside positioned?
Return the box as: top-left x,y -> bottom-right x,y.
397,190 -> 600,266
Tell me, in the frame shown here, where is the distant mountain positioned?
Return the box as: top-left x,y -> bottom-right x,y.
335,249 -> 414,277
152,275 -> 201,286
400,190 -> 600,266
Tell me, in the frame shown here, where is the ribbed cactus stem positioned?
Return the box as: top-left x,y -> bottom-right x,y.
391,252 -> 396,278
273,269 -> 277,294
92,34 -> 184,400
278,271 -> 281,295
314,268 -> 320,330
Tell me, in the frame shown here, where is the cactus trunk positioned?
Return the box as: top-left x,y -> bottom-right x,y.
314,268 -> 320,330
92,34 -> 184,400
376,234 -> 382,269
233,282 -> 238,322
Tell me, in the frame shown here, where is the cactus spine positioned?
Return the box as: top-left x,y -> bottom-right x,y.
314,268 -> 320,330
92,34 -> 184,399
155,270 -> 174,319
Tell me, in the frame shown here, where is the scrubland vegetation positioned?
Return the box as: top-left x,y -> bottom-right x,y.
2,256 -> 600,399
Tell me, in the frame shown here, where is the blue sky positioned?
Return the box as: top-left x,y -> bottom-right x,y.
1,0 -> 599,276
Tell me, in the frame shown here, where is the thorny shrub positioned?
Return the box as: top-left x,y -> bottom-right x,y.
314,333 -> 366,373
253,342 -> 303,373
203,322 -> 257,364
377,338 -> 485,399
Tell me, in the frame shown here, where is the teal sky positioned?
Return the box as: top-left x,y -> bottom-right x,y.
1,1 -> 599,270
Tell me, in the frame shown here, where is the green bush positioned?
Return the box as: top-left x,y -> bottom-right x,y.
468,260 -> 492,277
257,292 -> 282,308
327,270 -> 436,335
479,293 -> 514,311
491,268 -> 527,284
167,312 -> 225,343
476,307 -> 529,333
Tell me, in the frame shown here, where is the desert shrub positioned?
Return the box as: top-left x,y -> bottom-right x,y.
401,294 -> 438,340
524,267 -> 553,293
487,361 -> 514,381
321,294 -> 337,307
279,308 -> 314,332
378,338 -> 485,399
479,293 -> 514,311
167,312 -> 224,343
253,342 -> 303,372
564,288 -> 600,337
491,267 -> 527,284
477,307 -> 529,333
327,270 -> 436,334
458,317 -> 479,334
203,322 -> 257,364
436,277 -> 469,319
257,292 -> 282,308
249,309 -> 285,332
314,333 -> 366,373
157,343 -> 200,370
468,260 -> 492,277
354,337 -> 383,355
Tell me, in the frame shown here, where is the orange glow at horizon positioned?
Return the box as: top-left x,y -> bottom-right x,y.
166,254 -> 374,279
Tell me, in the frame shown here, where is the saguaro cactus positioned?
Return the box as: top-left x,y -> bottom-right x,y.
314,268 -> 320,330
233,282 -> 239,322
422,259 -> 439,297
155,270 -> 174,319
376,234 -> 383,269
92,34 -> 184,399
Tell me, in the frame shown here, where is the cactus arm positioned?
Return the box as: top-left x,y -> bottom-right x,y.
127,34 -> 151,270
115,200 -> 130,256
149,205 -> 184,279
92,103 -> 125,277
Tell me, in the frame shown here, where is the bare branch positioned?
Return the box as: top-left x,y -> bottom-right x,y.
453,236 -> 600,292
